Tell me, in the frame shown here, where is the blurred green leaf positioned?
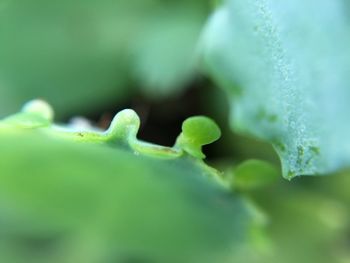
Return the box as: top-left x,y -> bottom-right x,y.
231,159 -> 279,191
0,107 -> 253,263
201,0 -> 350,178
247,176 -> 350,263
0,0 -> 210,118
130,4 -> 207,97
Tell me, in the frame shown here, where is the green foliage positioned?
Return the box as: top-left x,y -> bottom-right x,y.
1,2 -> 350,263
175,116 -> 221,159
231,159 -> 279,191
0,101 -> 254,263
201,0 -> 350,178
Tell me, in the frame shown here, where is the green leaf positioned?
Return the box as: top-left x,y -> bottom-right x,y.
130,4 -> 208,97
231,159 -> 279,191
201,0 -> 350,178
0,102 -> 253,263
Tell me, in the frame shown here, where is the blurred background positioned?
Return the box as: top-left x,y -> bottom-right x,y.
0,0 -> 211,118
0,0 -> 278,161
0,0 -> 350,262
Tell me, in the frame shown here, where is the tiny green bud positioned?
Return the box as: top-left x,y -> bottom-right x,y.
22,99 -> 54,122
3,99 -> 54,128
106,109 -> 140,141
176,116 -> 221,159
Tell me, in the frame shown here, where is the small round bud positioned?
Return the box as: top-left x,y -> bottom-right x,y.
22,99 -> 54,122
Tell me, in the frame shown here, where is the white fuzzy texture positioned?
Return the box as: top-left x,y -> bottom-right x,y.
201,0 -> 350,178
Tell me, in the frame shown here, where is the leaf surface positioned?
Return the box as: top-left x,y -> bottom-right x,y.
201,0 -> 350,178
0,103 -> 253,263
